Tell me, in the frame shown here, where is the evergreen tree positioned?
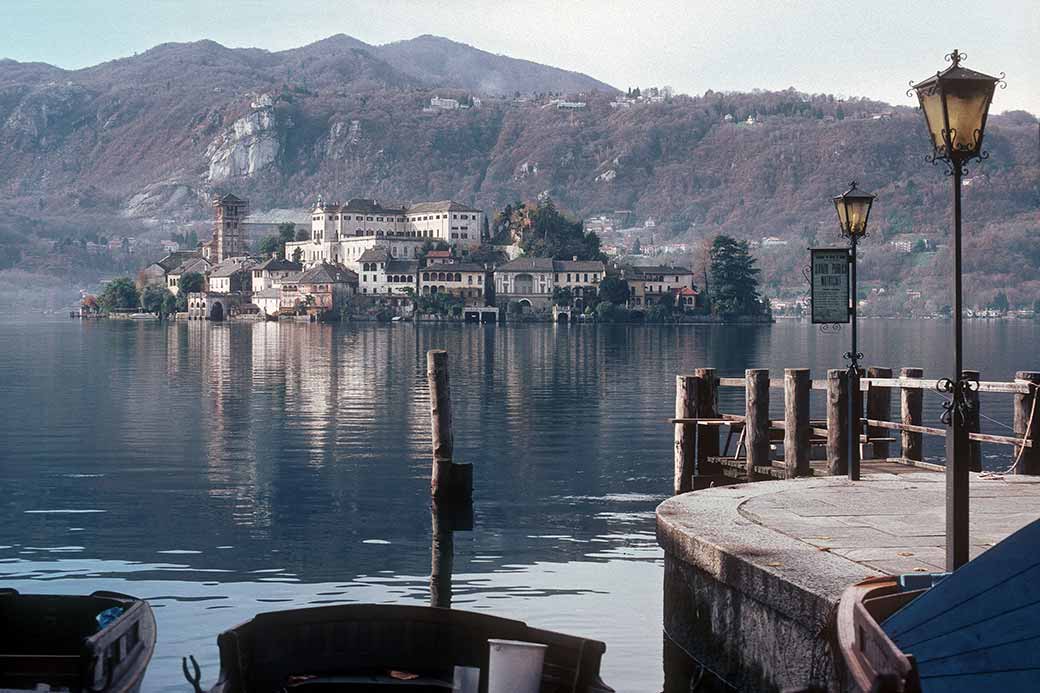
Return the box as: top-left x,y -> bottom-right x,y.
98,277 -> 140,312
709,235 -> 763,316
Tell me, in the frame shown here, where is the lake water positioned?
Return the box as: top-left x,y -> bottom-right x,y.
1,318 -> 1037,692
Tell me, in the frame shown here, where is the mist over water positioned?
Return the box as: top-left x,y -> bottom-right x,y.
1,318 -> 1036,692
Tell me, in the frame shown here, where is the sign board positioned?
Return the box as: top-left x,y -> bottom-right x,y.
811,248 -> 850,324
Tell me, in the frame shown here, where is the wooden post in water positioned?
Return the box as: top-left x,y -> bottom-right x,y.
694,368 -> 721,476
430,501 -> 454,608
1014,371 -> 1040,475
745,369 -> 770,479
963,369 -> 982,472
427,350 -> 472,499
429,499 -> 473,609
673,374 -> 700,495
866,367 -> 892,460
784,368 -> 811,478
900,368 -> 924,463
827,369 -> 849,475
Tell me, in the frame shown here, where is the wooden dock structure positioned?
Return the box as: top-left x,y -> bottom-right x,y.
671,368 -> 1040,494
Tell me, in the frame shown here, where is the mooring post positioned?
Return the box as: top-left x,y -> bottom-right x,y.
746,369 -> 770,479
427,350 -> 472,499
1014,371 -> 1040,475
827,369 -> 849,475
783,368 -> 811,478
900,368 -> 924,463
693,368 -> 721,476
866,367 -> 892,460
674,374 -> 700,495
430,500 -> 454,608
963,369 -> 982,472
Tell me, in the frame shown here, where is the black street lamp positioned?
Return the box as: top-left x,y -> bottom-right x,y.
833,182 -> 876,481
910,49 -> 1003,570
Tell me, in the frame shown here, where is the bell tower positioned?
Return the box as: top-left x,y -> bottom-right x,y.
211,193 -> 248,262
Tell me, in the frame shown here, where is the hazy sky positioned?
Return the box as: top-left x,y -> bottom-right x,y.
4,0 -> 1037,113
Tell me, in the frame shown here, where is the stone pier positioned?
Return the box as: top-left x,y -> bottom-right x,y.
656,470 -> 1040,692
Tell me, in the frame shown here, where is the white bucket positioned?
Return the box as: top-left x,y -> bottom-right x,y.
453,665 -> 480,693
488,638 -> 547,693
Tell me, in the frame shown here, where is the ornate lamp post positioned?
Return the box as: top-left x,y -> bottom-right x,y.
910,49 -> 1003,570
833,182 -> 876,481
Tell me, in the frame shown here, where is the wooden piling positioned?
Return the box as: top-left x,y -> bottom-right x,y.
427,350 -> 471,499
1014,371 -> 1040,475
900,368 -> 924,463
827,369 -> 848,475
430,501 -> 454,608
694,368 -> 721,476
866,367 -> 893,460
674,374 -> 700,495
963,369 -> 982,472
746,369 -> 770,478
784,369 -> 811,478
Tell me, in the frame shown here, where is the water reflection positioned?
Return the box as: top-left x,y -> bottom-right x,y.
0,318 -> 1036,692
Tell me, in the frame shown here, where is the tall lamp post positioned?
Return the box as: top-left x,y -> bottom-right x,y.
833,182 -> 876,481
910,49 -> 1003,571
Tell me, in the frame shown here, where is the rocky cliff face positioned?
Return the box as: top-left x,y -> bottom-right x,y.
206,95 -> 282,182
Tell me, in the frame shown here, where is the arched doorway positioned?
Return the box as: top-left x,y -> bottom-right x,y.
209,301 -> 224,321
518,298 -> 532,314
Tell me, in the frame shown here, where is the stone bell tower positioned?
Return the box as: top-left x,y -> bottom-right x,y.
210,193 -> 248,263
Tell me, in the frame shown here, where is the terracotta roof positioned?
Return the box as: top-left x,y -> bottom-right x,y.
255,257 -> 302,272
553,260 -> 606,272
406,200 -> 482,215
210,257 -> 256,278
497,257 -> 554,272
358,247 -> 390,263
157,251 -> 198,272
385,260 -> 419,274
169,256 -> 211,275
298,263 -> 358,285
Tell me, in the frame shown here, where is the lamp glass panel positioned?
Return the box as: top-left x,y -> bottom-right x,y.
845,198 -> 871,236
944,81 -> 995,155
833,198 -> 849,231
916,85 -> 948,153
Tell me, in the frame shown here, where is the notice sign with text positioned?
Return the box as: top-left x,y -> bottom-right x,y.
811,248 -> 850,324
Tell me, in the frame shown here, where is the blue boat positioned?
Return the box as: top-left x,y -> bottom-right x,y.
837,517 -> 1040,692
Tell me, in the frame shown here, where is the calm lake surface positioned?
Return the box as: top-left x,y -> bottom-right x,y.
1,318 -> 1037,692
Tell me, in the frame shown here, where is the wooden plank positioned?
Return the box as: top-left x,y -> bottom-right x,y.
865,418 -> 946,437
860,377 -> 1030,394
865,418 -> 1032,447
718,377 -> 746,388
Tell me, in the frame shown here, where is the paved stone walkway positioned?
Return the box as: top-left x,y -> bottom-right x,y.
739,470 -> 1040,574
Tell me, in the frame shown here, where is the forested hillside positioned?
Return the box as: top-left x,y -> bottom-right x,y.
0,34 -> 1035,312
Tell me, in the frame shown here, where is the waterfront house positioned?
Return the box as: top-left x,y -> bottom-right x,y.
280,263 -> 357,314
137,251 -> 198,290
494,257 -> 555,310
166,256 -> 211,295
419,263 -> 488,305
553,259 -> 605,312
357,247 -> 418,296
252,257 -> 302,292
618,265 -> 696,309
208,257 -> 256,294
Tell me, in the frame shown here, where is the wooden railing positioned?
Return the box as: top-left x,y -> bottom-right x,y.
671,368 -> 1040,494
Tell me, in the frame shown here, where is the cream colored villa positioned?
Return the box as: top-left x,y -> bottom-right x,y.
284,198 -> 485,270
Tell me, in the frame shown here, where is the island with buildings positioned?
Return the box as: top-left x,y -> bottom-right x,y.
95,191 -> 736,325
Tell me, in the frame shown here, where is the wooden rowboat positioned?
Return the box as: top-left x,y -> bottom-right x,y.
0,589 -> 156,693
189,603 -> 613,692
838,517 -> 1040,692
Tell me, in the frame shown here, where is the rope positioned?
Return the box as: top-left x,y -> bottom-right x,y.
997,382 -> 1038,476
